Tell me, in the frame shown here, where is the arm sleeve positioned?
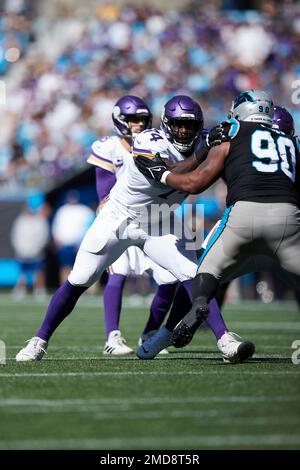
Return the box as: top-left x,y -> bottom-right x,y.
96,167 -> 116,201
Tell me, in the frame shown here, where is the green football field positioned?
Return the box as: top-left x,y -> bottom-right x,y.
0,293 -> 300,450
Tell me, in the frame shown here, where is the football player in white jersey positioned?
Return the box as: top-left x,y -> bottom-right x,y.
87,95 -> 177,355
16,95 -> 253,363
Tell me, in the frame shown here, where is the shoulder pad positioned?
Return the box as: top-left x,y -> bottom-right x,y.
87,137 -> 115,173
91,136 -> 115,158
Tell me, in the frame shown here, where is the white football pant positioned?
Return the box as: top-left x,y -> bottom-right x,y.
68,201 -> 197,287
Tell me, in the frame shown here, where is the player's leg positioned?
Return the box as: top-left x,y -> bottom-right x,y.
142,259 -> 179,336
142,283 -> 178,335
272,205 -> 300,293
172,203 -> 255,361
136,281 -> 245,361
103,252 -> 132,355
137,233 -> 197,359
173,201 -> 300,344
140,226 -> 253,361
16,210 -> 131,362
143,233 -> 198,282
153,222 -> 238,345
136,283 -> 178,356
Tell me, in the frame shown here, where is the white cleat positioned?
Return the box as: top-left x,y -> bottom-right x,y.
16,337 -> 48,362
139,330 -> 169,355
217,331 -> 255,364
103,330 -> 133,356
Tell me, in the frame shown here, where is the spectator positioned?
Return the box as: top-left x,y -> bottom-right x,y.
10,191 -> 49,299
0,1 -> 299,193
51,190 -> 94,283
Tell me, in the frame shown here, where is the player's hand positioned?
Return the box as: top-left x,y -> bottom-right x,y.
134,153 -> 169,182
206,121 -> 232,148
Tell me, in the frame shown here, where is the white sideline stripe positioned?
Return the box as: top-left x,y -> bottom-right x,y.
0,395 -> 298,407
3,321 -> 300,331
0,434 -> 300,449
0,370 -> 299,378
0,296 -> 298,311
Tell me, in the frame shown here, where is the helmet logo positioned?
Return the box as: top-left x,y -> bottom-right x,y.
234,91 -> 255,108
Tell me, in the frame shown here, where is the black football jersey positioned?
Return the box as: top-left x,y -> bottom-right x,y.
224,121 -> 299,207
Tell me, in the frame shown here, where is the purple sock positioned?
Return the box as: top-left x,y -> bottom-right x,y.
183,280 -> 227,340
143,283 -> 178,335
205,297 -> 227,340
37,280 -> 87,341
103,274 -> 126,338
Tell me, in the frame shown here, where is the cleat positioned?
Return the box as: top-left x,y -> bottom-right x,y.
217,332 -> 255,363
138,330 -> 169,355
103,330 -> 133,356
172,303 -> 209,348
136,326 -> 172,359
16,337 -> 48,362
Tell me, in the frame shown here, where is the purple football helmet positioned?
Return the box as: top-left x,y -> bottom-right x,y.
272,106 -> 295,136
161,95 -> 204,152
112,95 -> 152,138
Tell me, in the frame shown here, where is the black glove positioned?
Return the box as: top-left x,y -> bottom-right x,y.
206,121 -> 232,148
134,153 -> 168,182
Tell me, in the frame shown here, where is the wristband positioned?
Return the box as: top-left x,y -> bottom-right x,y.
160,171 -> 171,185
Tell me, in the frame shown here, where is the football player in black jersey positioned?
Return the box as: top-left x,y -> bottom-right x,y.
135,90 -> 300,349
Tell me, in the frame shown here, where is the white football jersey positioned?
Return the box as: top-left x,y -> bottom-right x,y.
87,136 -> 132,179
109,128 -> 189,217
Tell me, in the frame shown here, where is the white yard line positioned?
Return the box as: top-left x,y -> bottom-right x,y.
0,395 -> 298,407
0,370 -> 299,378
4,354 -> 293,361
0,434 -> 300,449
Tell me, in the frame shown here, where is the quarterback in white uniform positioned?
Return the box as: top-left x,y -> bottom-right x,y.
16,95 -> 252,363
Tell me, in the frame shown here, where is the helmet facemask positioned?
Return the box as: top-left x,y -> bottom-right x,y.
165,117 -> 202,152
127,114 -> 152,138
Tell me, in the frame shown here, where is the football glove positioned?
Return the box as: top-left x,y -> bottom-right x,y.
206,121 -> 232,148
134,153 -> 169,183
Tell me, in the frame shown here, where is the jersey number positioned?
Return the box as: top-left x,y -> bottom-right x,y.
144,130 -> 163,142
251,130 -> 296,182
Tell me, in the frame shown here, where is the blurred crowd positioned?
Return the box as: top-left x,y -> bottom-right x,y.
1,0 -> 300,304
0,0 -> 299,193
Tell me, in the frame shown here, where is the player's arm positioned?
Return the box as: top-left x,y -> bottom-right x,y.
162,154 -> 199,173
165,142 -> 230,193
135,142 -> 230,194
87,139 -> 117,207
95,167 -> 116,205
